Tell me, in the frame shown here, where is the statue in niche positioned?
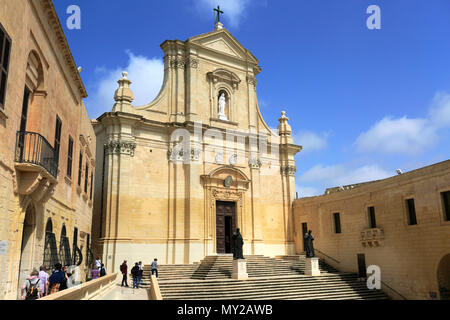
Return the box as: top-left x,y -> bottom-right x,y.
218,92 -> 228,120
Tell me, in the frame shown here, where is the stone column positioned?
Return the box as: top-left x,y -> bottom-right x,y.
249,155 -> 264,255
278,112 -> 302,255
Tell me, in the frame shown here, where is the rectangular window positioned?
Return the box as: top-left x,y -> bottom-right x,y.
54,116 -> 62,164
442,191 -> 450,221
67,136 -> 73,178
72,227 -> 78,265
333,212 -> 341,234
90,171 -> 93,200
0,23 -> 11,109
84,162 -> 89,193
406,199 -> 417,225
78,152 -> 83,186
20,88 -> 30,132
368,206 -> 376,228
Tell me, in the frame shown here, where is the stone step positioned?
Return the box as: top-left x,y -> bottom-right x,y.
161,287 -> 388,300
159,276 -> 387,300
140,254 -> 387,300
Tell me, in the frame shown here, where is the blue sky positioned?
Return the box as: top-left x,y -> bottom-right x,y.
54,0 -> 450,197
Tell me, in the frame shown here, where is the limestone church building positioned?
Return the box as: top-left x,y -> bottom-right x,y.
92,23 -> 302,271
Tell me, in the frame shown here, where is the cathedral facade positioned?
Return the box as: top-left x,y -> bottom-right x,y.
92,24 -> 302,270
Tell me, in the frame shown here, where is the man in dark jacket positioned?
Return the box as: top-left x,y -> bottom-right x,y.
120,260 -> 128,287
131,263 -> 140,289
48,263 -> 65,294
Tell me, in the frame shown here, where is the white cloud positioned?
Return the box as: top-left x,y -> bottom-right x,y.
355,91 -> 450,155
86,51 -> 164,118
196,0 -> 251,28
355,116 -> 437,155
293,131 -> 329,153
296,185 -> 321,198
298,163 -> 392,187
429,92 -> 450,128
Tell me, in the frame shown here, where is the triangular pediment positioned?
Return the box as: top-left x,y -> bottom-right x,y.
188,29 -> 258,64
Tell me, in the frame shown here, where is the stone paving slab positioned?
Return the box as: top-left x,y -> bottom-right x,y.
96,283 -> 150,300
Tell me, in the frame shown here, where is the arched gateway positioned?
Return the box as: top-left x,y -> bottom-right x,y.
92,25 -> 302,271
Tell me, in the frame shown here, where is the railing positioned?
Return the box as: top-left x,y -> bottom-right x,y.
39,273 -> 118,300
15,131 -> 58,178
380,280 -> 408,300
315,248 -> 340,264
150,274 -> 163,300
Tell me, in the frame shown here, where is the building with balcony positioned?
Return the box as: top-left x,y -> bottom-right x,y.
293,160 -> 450,300
0,0 -> 96,299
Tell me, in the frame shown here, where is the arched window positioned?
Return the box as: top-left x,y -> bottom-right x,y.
43,218 -> 58,269
59,225 -> 72,266
26,51 -> 44,92
45,218 -> 52,233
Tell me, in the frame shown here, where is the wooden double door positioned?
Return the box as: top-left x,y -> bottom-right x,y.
216,201 -> 236,254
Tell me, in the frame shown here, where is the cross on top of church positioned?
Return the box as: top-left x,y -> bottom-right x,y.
214,5 -> 224,23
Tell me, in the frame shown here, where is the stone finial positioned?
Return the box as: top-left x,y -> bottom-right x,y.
112,71 -> 134,112
277,111 -> 293,144
215,22 -> 223,30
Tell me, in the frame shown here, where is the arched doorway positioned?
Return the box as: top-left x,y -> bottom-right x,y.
437,254 -> 450,300
17,205 -> 36,296
43,218 -> 59,270
59,225 -> 71,266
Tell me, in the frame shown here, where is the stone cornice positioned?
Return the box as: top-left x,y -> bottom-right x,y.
38,0 -> 87,98
248,158 -> 262,170
104,140 -> 136,157
165,56 -> 199,69
280,165 -> 297,176
167,147 -> 201,162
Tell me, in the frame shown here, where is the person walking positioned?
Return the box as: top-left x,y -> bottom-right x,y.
131,262 -> 140,289
58,265 -> 71,291
38,266 -> 49,297
95,257 -> 102,270
48,263 -> 65,295
99,263 -> 106,277
151,258 -> 159,278
138,261 -> 143,288
91,265 -> 100,280
120,260 -> 128,287
21,269 -> 43,300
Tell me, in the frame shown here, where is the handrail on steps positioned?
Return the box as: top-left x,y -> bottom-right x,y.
380,280 -> 407,300
315,248 -> 340,264
315,249 -> 407,300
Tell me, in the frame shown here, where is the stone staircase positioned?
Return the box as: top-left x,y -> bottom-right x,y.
158,274 -> 388,300
138,254 -> 388,300
190,254 -> 338,279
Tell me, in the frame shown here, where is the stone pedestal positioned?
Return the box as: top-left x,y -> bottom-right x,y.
305,257 -> 321,276
232,259 -> 248,280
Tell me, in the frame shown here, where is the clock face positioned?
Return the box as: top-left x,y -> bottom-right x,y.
224,175 -> 233,188
229,154 -> 237,165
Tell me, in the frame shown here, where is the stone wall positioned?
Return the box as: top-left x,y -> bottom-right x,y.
0,0 -> 95,299
293,160 -> 450,300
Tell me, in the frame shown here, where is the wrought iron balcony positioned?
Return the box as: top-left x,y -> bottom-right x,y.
15,131 -> 58,179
